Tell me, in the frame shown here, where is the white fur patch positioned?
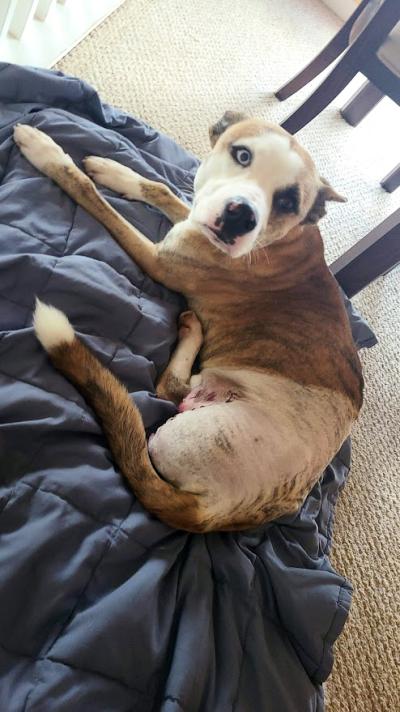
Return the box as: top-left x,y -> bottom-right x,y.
190,131 -> 305,256
14,124 -> 73,173
83,156 -> 143,199
34,299 -> 75,352
244,133 -> 303,192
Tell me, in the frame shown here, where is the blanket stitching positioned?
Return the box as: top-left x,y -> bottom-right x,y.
0,292 -> 32,310
44,107 -> 197,194
118,287 -> 146,357
17,480 -> 157,550
47,654 -> 147,696
0,641 -> 146,696
61,201 -> 78,255
0,365 -> 83,409
0,640 -> 44,712
3,157 -> 180,311
19,480 -> 136,536
0,437 -> 49,492
0,320 -> 164,386
0,221 -> 64,254
2,112 -> 75,257
45,108 -> 119,151
43,500 -> 136,659
35,254 -> 60,301
1,249 -> 176,310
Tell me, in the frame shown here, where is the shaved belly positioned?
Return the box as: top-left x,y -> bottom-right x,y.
148,369 -> 355,521
178,372 -> 241,412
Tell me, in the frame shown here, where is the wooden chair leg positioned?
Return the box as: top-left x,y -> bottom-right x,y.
280,60 -> 356,134
330,208 -> 400,297
381,163 -> 400,193
340,80 -> 384,126
275,31 -> 349,101
274,0 -> 372,101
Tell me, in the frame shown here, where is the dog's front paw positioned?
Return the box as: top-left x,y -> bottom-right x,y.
13,124 -> 73,173
83,156 -> 144,200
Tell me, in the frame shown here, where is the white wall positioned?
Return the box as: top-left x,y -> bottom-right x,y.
0,0 -> 126,68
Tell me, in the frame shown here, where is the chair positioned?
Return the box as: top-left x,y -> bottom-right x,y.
274,0 -> 400,297
331,207 -> 400,297
275,0 -> 400,192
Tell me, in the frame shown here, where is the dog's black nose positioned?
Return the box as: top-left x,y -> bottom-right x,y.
217,199 -> 257,244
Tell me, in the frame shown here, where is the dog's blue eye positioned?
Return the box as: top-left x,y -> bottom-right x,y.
231,146 -> 252,167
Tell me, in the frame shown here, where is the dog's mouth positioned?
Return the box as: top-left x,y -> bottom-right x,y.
203,223 -> 221,241
200,223 -> 257,259
200,198 -> 259,254
201,224 -> 228,252
191,183 -> 265,257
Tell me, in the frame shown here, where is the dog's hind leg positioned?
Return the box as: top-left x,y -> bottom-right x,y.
83,156 -> 190,225
156,311 -> 203,404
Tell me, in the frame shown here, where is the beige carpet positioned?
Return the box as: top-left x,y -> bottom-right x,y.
56,1 -> 400,709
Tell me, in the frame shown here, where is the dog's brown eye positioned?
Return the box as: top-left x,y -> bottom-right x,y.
231,145 -> 252,167
273,185 -> 300,215
276,196 -> 295,212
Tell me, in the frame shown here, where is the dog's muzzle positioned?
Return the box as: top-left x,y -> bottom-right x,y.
215,198 -> 258,245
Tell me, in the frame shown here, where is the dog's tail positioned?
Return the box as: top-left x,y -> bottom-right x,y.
33,299 -> 206,532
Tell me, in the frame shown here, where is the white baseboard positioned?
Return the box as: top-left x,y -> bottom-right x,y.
0,0 -> 126,68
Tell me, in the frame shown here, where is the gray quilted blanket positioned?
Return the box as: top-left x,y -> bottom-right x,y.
0,63 -> 376,712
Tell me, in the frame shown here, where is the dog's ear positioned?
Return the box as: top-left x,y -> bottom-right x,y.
303,177 -> 347,224
209,111 -> 248,147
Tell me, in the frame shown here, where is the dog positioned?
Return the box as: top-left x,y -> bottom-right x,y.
13,112 -> 363,532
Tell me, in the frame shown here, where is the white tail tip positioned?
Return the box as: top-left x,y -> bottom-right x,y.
34,298 -> 75,351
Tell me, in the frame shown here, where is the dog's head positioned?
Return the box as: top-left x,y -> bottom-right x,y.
190,112 -> 345,258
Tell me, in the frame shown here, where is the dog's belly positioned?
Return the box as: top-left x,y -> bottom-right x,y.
149,401 -> 284,507
149,369 -> 355,521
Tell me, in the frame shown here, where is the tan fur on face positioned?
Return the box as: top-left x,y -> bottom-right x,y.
200,117 -> 344,248
193,119 -> 325,251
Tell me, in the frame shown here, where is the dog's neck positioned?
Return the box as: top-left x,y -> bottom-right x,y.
171,222 -> 327,292
239,224 -> 326,290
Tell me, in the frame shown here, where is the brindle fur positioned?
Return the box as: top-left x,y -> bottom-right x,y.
14,118 -> 363,532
